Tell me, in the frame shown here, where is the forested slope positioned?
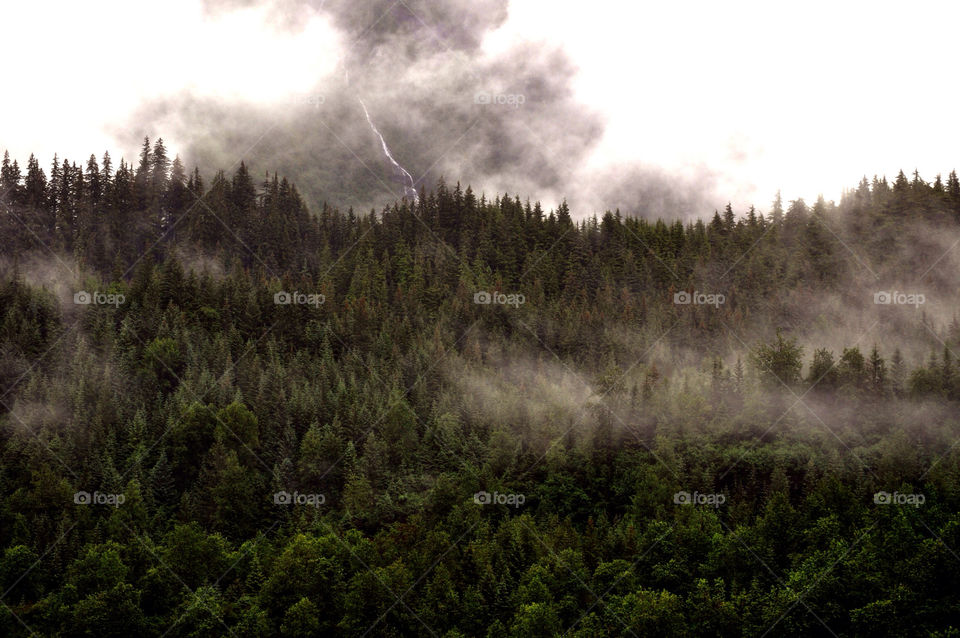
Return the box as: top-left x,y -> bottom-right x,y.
2,140 -> 960,636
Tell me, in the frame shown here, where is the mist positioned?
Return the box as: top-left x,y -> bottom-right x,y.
119,0 -> 722,219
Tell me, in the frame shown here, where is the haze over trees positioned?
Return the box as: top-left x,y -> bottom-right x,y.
2,140 -> 960,635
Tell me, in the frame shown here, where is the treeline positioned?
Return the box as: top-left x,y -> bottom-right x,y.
711,331 -> 960,400
4,139 -> 960,395
3,138 -> 960,287
2,140 -> 960,635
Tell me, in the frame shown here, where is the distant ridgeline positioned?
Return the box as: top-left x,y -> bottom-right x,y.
3,139 -> 960,280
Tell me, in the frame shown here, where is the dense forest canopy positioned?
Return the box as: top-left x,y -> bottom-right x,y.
2,138 -> 960,636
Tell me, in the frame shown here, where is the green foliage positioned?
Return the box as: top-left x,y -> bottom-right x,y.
2,144 -> 960,635
750,330 -> 804,389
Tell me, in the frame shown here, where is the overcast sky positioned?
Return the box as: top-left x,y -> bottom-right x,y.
2,0 -> 958,217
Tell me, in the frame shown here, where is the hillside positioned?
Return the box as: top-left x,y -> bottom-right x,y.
2,142 -> 960,636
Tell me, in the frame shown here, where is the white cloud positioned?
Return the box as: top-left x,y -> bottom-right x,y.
490,0 -> 960,206
0,0 -> 340,166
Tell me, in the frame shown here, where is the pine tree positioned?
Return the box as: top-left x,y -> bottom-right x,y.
148,450 -> 176,511
1,151 -> 22,199
84,154 -> 102,204
868,345 -> 886,394
231,161 -> 257,246
722,203 -> 735,233
770,190 -> 784,225
943,346 -> 958,399
133,136 -> 152,211
164,155 -> 188,239
807,348 -> 837,389
948,170 -> 960,218
733,357 -> 744,395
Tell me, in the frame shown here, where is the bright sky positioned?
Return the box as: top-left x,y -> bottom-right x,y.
495,0 -> 960,205
2,0 -> 958,210
0,0 -> 340,165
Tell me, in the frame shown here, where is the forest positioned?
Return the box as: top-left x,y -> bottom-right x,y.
2,137 -> 960,636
